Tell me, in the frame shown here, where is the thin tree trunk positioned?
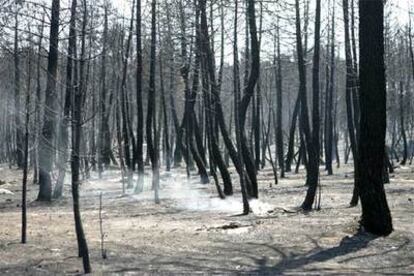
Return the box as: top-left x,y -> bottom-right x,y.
37,0 -> 60,202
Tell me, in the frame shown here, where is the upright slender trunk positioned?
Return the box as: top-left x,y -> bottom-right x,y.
37,0 -> 60,202
135,0 -> 145,191
14,11 -> 23,168
98,5 -> 111,177
54,0 -> 77,198
275,19 -> 285,178
399,81 -> 408,165
325,4 -> 335,175
147,0 -> 160,203
344,0 -> 359,207
21,30 -> 32,244
234,0 -> 250,214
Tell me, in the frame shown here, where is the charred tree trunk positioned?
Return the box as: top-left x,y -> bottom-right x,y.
344,0 -> 360,207
325,4 -> 335,175
37,0 -> 60,202
135,0 -> 145,192
14,11 -> 23,168
147,0 -> 160,203
54,0 -> 77,198
295,0 -> 319,210
234,0 -> 250,213
275,18 -> 285,178
357,0 -> 393,236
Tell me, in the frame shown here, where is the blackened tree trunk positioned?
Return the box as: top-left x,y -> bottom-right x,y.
357,0 -> 393,236
343,0 -> 359,207
399,81 -> 408,165
239,0 -> 260,198
295,0 -> 319,210
120,0 -> 136,188
37,0 -> 60,202
70,3 -> 92,271
199,0 -> 233,194
234,0 -> 250,214
135,0 -> 145,192
54,0 -> 77,199
33,14 -> 45,184
98,5 -> 111,177
325,4 -> 335,175
71,49 -> 92,275
275,19 -> 285,178
285,95 -> 300,172
14,10 -> 23,169
21,30 -> 32,244
147,0 -> 160,203
302,0 -> 321,209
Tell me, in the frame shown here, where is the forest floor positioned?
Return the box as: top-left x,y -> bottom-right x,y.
0,162 -> 414,275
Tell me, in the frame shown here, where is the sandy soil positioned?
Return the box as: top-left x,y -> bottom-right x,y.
0,163 -> 413,275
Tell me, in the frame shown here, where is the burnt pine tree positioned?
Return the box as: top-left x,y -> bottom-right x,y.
275,17 -> 285,178
325,2 -> 335,176
294,0 -> 319,210
37,0 -> 60,202
234,0 -> 250,214
135,0 -> 145,192
21,26 -> 33,244
98,4 -> 112,178
239,0 -> 260,198
357,0 -> 393,236
147,0 -> 160,204
14,9 -> 23,169
343,0 -> 359,207
70,1 -> 91,272
303,0 -> 322,209
54,0 -> 77,198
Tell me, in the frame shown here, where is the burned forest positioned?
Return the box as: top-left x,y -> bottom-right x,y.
0,0 -> 413,274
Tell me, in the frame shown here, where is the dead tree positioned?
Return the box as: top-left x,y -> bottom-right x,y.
14,9 -> 23,168
234,0 -> 250,214
54,0 -> 77,198
294,0 -> 319,210
357,0 -> 393,236
343,0 -> 359,207
275,17 -> 285,178
135,0 -> 145,192
37,0 -> 60,202
147,0 -> 160,203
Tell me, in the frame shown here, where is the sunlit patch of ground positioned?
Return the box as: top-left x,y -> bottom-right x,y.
0,163 -> 413,275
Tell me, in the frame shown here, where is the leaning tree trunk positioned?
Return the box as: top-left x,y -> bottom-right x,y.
302,0 -> 321,210
294,0 -> 319,210
238,0 -> 260,198
198,0 -> 233,194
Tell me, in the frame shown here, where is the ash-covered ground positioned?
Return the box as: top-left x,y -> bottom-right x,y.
0,163 -> 413,275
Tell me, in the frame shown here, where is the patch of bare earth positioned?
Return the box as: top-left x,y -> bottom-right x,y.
0,164 -> 413,275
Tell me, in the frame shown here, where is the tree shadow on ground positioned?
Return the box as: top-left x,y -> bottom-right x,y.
252,231 -> 377,274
